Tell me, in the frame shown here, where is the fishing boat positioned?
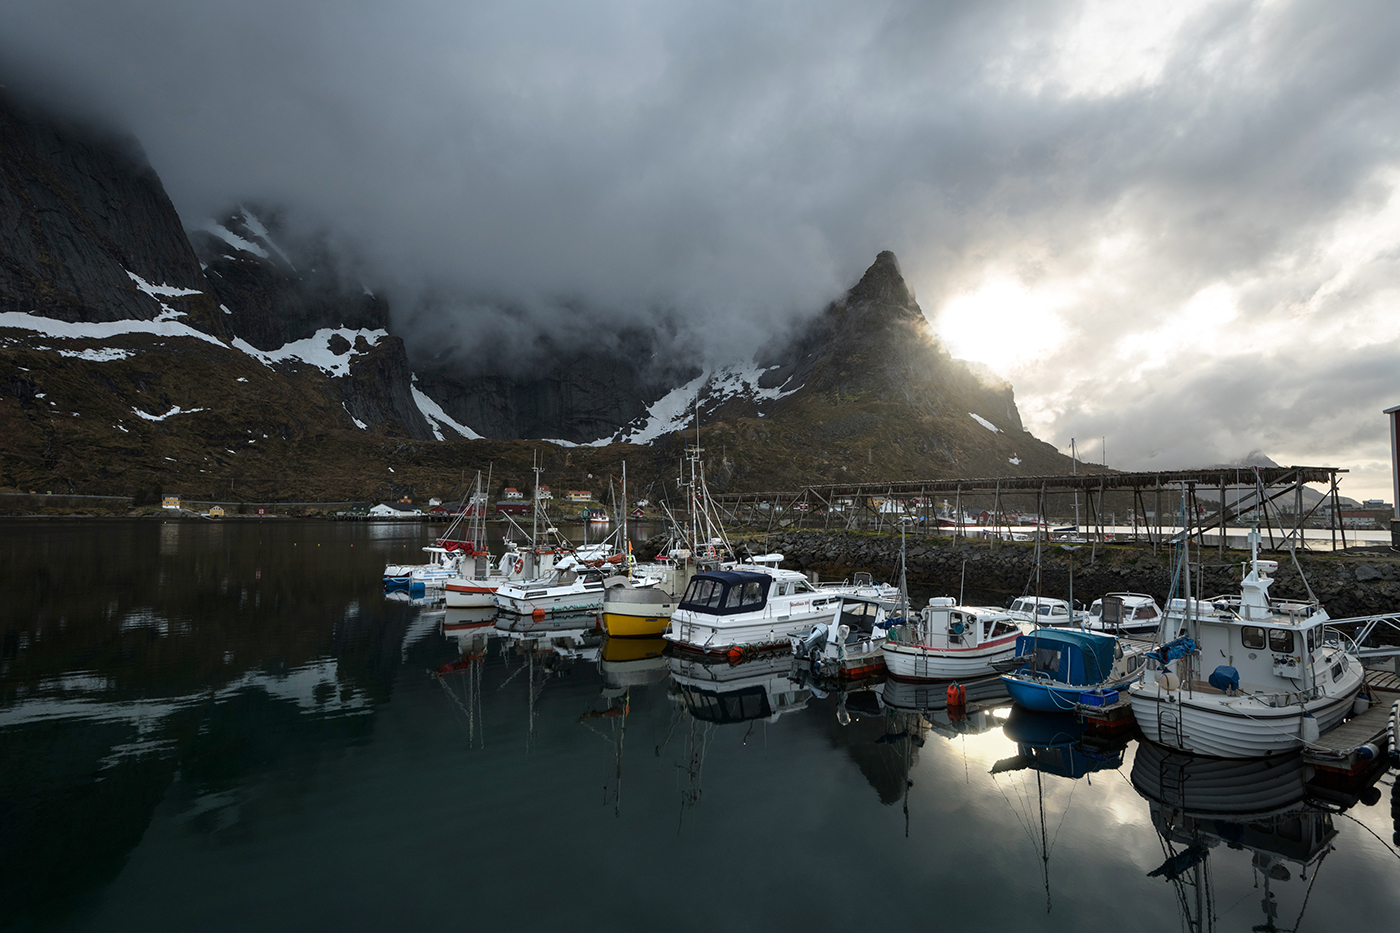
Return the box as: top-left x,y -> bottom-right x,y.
791,594 -> 893,680
1128,532 -> 1365,759
1081,592 -> 1164,635
1000,627 -> 1147,712
1005,596 -> 1083,627
663,568 -> 844,656
882,599 -> 1024,681
383,543 -> 464,587
494,563 -> 612,616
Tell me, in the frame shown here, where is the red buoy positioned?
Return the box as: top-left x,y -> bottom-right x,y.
947,682 -> 966,707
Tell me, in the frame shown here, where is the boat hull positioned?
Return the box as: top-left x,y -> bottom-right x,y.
1129,669 -> 1363,759
665,607 -> 839,656
1000,674 -> 1134,712
602,607 -> 674,638
445,582 -> 498,608
882,638 -> 1018,681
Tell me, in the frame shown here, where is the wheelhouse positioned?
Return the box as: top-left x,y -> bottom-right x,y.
676,571 -> 772,616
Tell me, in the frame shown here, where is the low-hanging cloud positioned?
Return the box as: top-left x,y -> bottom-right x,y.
3,0 -> 1399,496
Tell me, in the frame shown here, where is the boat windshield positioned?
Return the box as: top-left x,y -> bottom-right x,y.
678,574 -> 770,616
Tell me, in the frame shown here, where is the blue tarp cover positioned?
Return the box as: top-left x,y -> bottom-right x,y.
1208,665 -> 1239,692
1013,629 -> 1119,687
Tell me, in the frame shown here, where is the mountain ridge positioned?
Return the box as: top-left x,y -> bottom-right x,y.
0,91 -> 1076,502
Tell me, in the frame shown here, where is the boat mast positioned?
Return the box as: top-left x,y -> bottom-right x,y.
621,460 -> 629,576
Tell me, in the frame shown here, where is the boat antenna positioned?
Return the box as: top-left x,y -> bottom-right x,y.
959,559 -> 967,605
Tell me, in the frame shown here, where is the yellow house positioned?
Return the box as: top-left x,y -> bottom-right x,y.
161,495 -> 181,510
566,490 -> 593,502
208,506 -> 225,518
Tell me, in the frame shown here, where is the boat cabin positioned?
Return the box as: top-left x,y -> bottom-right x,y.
1007,596 -> 1075,625
1156,557 -> 1343,695
909,599 -> 1020,649
677,571 -> 771,616
1011,629 -> 1135,686
1087,593 -> 1161,630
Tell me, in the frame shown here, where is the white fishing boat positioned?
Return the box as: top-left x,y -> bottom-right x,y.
494,563 -> 611,616
882,599 -> 1024,681
1005,596 -> 1083,627
384,544 -> 464,587
1081,592 -> 1164,635
791,594 -> 893,680
1129,532 -> 1365,759
663,568 -> 844,656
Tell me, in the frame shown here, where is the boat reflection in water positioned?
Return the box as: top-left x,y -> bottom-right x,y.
493,610 -> 602,747
669,651 -> 812,726
1130,742 -> 1353,933
882,673 -> 1009,738
667,652 -> 813,814
433,616 -> 496,746
597,637 -> 670,690
988,708 -> 1133,914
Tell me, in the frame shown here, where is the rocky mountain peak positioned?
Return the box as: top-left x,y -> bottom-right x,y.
846,249 -> 918,315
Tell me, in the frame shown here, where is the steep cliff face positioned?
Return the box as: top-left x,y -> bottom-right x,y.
191,208 -> 389,349
0,92 -> 223,335
190,207 -> 434,439
412,327 -> 695,443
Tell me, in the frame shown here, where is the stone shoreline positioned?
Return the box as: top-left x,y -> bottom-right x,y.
732,529 -> 1400,620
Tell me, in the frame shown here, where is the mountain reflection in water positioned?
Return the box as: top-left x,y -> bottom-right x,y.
1,519 -> 1398,933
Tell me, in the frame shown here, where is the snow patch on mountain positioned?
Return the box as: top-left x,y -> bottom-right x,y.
237,208 -> 296,270
197,220 -> 270,260
233,328 -> 387,378
969,413 -> 1001,433
132,405 -> 207,422
609,362 -> 804,445
411,379 -> 481,439
0,311 -> 226,348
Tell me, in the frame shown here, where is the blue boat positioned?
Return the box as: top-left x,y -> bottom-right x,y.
999,628 -> 1146,712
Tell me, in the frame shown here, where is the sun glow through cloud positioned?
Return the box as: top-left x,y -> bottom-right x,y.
935,277 -> 1073,377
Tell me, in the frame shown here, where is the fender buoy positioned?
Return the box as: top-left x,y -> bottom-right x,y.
727,646 -> 744,664
947,682 -> 966,707
532,607 -> 546,620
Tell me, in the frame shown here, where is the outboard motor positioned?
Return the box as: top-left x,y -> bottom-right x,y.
797,623 -> 829,659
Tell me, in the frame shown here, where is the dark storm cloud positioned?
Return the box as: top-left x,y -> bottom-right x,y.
3,1 -> 1399,493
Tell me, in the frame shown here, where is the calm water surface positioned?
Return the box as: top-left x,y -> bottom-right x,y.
2,520 -> 1398,932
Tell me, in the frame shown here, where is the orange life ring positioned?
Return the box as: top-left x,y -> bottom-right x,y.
512,557 -> 525,575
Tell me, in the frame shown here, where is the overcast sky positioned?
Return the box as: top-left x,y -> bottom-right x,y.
4,0 -> 1398,500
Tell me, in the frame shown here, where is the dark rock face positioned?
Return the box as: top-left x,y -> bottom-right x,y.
412,328 -> 694,442
191,208 -> 389,351
0,92 -> 215,330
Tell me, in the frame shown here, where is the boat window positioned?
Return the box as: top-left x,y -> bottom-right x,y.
1050,606 -> 1067,616
792,579 -> 815,593
680,578 -> 721,611
1241,627 -> 1266,649
1088,603 -> 1102,617
741,581 -> 766,608
1268,629 -> 1294,653
839,601 -> 879,635
992,621 -> 1018,638
1126,655 -> 1139,673
1134,606 -> 1158,620
1306,627 -> 1317,654
1331,661 -> 1344,680
723,585 -> 746,609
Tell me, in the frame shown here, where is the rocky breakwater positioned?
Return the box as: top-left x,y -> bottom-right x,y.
756,530 -> 1400,621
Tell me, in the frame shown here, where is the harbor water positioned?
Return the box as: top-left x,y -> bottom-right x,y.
2,519 -> 1398,932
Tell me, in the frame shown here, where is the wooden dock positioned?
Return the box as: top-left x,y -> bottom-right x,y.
1305,681 -> 1394,775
